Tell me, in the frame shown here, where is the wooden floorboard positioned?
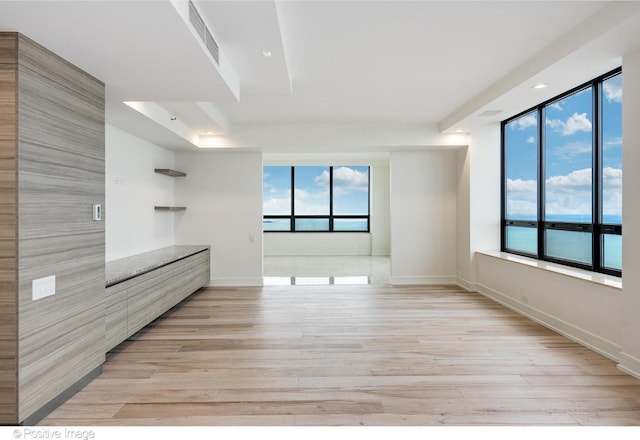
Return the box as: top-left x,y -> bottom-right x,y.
39,284 -> 640,426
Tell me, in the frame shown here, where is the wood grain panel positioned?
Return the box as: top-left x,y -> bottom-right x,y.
0,42 -> 17,424
16,35 -> 105,422
105,283 -> 128,353
17,34 -> 103,104
0,33 -> 17,64
104,250 -> 210,350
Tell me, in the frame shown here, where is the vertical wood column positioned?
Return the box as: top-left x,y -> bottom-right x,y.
16,34 -> 105,422
0,32 -> 106,424
0,32 -> 18,424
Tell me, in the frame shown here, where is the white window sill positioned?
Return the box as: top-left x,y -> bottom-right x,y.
477,251 -> 622,290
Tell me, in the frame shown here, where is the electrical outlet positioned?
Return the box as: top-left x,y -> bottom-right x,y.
32,275 -> 56,301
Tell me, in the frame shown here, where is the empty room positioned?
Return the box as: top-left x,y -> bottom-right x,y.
2,0 -> 640,428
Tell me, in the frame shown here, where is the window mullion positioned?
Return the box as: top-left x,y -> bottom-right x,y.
290,166 -> 295,232
329,166 -> 334,232
538,105 -> 545,260
593,80 -> 602,272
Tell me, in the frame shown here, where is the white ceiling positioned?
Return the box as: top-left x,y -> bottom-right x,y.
1,0 -> 639,154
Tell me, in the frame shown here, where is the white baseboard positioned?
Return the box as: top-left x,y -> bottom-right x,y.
206,277 -> 264,287
618,352 -> 640,380
456,277 -> 477,292
390,276 -> 457,286
476,282 -> 621,362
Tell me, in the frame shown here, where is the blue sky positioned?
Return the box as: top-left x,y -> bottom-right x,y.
263,166 -> 369,215
505,73 -> 622,223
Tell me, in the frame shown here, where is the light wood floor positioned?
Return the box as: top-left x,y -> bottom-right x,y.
41,285 -> 640,426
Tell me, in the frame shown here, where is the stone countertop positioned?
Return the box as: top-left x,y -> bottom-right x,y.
106,245 -> 210,287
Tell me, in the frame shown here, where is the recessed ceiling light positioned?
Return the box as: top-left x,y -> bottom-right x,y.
206,131 -> 214,135
455,129 -> 466,133
262,51 -> 272,58
533,83 -> 548,89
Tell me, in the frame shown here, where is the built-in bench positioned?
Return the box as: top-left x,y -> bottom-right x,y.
104,245 -> 210,351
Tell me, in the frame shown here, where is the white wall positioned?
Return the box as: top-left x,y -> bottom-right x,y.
371,163 -> 391,256
174,151 -> 263,286
456,125 -> 501,289
105,124 -> 175,261
476,253 -> 622,360
264,233 -> 371,256
465,72 -> 639,369
389,150 -> 457,284
620,48 -> 640,378
262,158 -> 390,257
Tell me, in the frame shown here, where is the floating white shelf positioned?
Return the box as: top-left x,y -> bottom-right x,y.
154,206 -> 187,212
154,168 -> 186,177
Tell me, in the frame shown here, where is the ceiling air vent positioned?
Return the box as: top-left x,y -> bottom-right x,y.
478,109 -> 502,117
188,0 -> 219,64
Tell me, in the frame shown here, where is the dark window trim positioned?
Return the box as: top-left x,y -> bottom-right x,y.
263,165 -> 371,233
501,67 -> 622,277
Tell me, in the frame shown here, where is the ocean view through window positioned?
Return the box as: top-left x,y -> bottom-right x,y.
501,68 -> 622,276
263,166 -> 370,232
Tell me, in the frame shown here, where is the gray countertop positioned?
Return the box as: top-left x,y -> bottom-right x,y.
106,245 -> 210,287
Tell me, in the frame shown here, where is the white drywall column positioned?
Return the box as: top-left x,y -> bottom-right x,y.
389,150 -> 457,284
174,152 -> 264,286
619,49 -> 640,378
456,124 -> 501,289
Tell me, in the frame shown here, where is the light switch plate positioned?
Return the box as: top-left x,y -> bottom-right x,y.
32,275 -> 56,301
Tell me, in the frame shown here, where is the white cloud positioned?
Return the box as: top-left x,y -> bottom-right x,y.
545,118 -> 564,130
263,194 -> 291,214
526,136 -> 535,144
562,112 -> 592,135
314,170 -> 331,188
507,199 -> 537,217
603,167 -> 622,189
507,168 -> 622,219
506,178 -> 537,217
549,102 -> 563,111
551,141 -> 592,160
333,167 -> 368,191
545,113 -> 592,136
604,81 -> 622,103
513,114 -> 537,130
546,168 -> 592,190
507,178 -> 536,193
294,188 -> 329,214
604,137 -> 622,149
314,167 -> 368,196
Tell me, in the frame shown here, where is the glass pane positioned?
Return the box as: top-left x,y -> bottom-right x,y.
601,74 -> 622,224
333,166 -> 369,215
603,234 -> 622,271
505,226 -> 537,255
505,111 -> 538,220
263,166 -> 291,215
263,218 -> 290,231
294,166 -> 330,215
295,218 -> 329,231
334,218 -> 368,231
545,229 -> 592,265
544,88 -> 593,223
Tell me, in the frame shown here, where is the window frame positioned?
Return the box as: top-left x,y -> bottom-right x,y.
263,165 -> 371,233
501,67 -> 622,277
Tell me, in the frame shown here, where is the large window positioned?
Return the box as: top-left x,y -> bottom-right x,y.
501,68 -> 622,276
263,166 -> 370,232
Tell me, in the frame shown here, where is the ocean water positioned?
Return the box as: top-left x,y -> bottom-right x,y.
506,224 -> 622,271
263,218 -> 369,232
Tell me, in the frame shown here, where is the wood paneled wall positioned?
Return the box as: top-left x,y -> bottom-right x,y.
0,32 -> 106,424
0,32 -> 18,425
